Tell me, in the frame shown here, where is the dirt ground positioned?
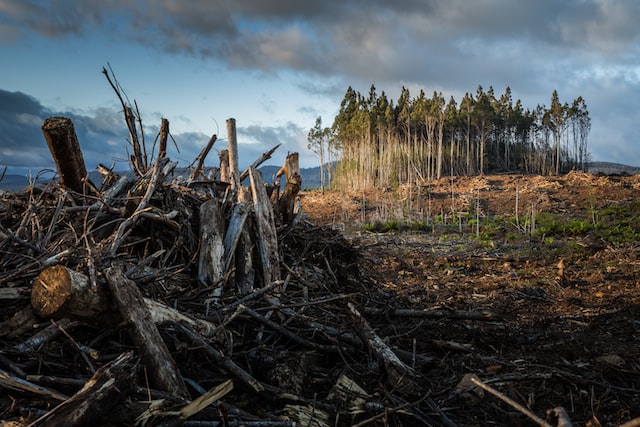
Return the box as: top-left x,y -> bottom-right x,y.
299,171 -> 640,426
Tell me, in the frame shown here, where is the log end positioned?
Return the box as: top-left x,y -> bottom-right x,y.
31,265 -> 72,318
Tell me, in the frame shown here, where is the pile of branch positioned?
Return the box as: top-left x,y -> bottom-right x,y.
0,108 -> 454,426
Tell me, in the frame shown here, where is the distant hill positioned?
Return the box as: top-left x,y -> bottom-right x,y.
0,164 -> 326,192
3,162 -> 635,193
587,162 -> 640,175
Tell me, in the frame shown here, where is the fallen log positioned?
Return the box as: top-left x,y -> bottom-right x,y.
105,264 -> 189,399
31,265 -> 114,321
348,302 -> 421,396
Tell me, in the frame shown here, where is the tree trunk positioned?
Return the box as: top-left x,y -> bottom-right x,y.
42,117 -> 88,194
226,118 -> 240,190
276,153 -> 301,225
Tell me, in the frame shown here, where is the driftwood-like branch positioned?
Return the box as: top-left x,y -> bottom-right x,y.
363,307 -> 499,321
189,133 -> 218,182
239,143 -> 282,183
105,265 -> 189,399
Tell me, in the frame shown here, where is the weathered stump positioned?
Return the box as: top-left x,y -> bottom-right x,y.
41,117 -> 88,194
277,152 -> 301,224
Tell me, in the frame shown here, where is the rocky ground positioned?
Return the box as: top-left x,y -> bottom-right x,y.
299,171 -> 640,426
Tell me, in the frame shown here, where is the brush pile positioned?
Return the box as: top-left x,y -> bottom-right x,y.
0,106 -> 458,426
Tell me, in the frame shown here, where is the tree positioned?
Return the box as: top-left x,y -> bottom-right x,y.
308,116 -> 331,192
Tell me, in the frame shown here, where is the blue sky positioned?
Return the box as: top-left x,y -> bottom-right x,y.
2,1 -> 640,177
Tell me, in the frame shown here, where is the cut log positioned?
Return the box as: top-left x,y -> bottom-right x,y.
198,198 -> 225,298
30,266 -> 217,336
276,153 -> 301,225
41,117 -> 88,194
226,118 -> 240,190
104,265 -> 189,399
249,167 -> 281,286
29,351 -> 137,427
31,265 -> 115,321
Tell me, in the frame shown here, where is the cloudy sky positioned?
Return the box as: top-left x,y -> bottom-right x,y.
1,0 -> 640,177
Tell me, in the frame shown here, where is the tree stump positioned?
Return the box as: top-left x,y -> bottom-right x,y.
276,152 -> 302,224
41,117 -> 88,194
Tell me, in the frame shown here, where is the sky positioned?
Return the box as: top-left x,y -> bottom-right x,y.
1,0 -> 640,178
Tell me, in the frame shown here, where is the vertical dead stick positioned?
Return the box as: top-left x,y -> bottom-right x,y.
104,265 -> 189,399
276,152 -> 301,224
42,117 -> 88,194
198,198 -> 225,297
226,118 -> 240,190
219,149 -> 230,183
249,167 -> 281,286
158,118 -> 169,159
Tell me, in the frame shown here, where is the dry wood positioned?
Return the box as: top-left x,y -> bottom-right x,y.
348,302 -> 420,396
198,198 -> 225,298
226,118 -> 240,190
239,143 -> 282,183
249,167 -> 281,286
363,306 -> 499,321
30,265 -> 114,321
276,153 -> 301,225
104,265 -> 189,399
28,351 -> 137,427
219,149 -> 230,183
158,117 -> 169,159
41,117 -> 88,194
0,368 -> 68,402
189,133 -> 217,182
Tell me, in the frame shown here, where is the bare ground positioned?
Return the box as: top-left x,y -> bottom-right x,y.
300,171 -> 640,426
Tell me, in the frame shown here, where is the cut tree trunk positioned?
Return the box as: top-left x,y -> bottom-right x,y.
219,149 -> 230,183
198,198 -> 226,298
226,118 -> 240,190
31,265 -> 115,322
42,117 -> 88,194
249,167 -> 281,286
276,153 -> 301,225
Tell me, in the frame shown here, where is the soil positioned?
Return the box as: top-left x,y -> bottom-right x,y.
299,171 -> 640,426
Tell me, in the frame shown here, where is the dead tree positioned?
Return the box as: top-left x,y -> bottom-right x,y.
41,117 -> 88,194
226,118 -> 240,190
276,153 -> 302,224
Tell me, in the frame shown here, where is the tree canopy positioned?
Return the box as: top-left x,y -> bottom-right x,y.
322,84 -> 590,190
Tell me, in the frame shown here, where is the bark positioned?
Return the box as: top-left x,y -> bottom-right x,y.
226,118 -> 240,190
31,265 -> 115,321
249,167 -> 281,286
198,198 -> 226,298
276,153 -> 301,225
42,117 -> 88,194
104,265 -> 189,399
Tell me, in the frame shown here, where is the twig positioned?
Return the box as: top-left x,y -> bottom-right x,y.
469,376 -> 553,427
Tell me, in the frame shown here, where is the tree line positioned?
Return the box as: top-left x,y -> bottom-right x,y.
308,85 -> 591,190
